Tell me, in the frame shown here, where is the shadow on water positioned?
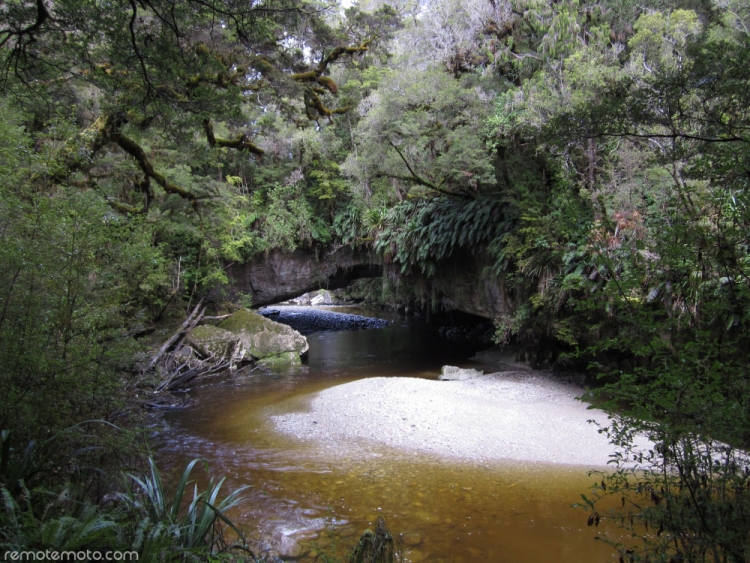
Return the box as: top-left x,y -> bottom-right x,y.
152,307 -> 614,562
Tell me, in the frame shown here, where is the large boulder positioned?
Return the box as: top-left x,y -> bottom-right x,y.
219,308 -> 308,365
186,325 -> 242,361
280,288 -> 334,306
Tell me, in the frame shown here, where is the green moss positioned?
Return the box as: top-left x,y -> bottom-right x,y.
219,308 -> 284,334
185,325 -> 238,359
219,308 -> 308,359
258,351 -> 302,368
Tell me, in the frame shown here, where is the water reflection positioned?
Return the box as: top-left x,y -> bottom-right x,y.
153,308 -> 613,562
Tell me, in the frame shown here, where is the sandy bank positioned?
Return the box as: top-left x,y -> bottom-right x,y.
272,372 -> 650,467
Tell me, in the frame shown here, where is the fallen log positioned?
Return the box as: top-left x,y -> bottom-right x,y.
146,297 -> 206,371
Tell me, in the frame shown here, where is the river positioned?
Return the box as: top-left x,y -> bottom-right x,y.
153,307 -> 617,562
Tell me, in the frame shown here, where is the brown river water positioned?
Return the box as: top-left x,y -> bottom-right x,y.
153,308 -> 619,562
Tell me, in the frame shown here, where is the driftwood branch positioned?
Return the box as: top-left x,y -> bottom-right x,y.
155,353 -> 232,392
200,314 -> 232,323
146,298 -> 206,371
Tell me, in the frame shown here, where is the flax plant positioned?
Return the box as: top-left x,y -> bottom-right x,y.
119,457 -> 251,559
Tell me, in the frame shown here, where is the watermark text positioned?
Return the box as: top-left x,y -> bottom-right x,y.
5,551 -> 138,561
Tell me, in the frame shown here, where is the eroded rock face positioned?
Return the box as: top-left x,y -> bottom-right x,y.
228,247 -> 509,321
429,250 -> 507,320
228,249 -> 380,307
219,308 -> 308,365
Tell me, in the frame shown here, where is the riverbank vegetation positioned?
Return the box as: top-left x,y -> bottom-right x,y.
1,0 -> 749,560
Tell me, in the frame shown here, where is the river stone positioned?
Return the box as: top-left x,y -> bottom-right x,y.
219,308 -> 308,362
283,288 -> 334,306
401,532 -> 423,546
172,344 -> 195,361
274,533 -> 305,559
185,325 -> 241,360
438,365 -> 483,381
310,289 -> 333,306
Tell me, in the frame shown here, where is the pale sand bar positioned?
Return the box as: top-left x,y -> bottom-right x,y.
272,372 -> 651,467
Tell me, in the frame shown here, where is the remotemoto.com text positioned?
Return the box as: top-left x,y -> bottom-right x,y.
4,552 -> 138,561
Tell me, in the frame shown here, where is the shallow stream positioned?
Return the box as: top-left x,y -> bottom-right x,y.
154,307 -> 616,562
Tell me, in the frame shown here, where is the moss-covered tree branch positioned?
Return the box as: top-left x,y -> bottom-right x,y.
105,198 -> 146,215
113,132 -> 198,208
202,119 -> 264,157
291,41 -> 370,119
46,112 -> 126,184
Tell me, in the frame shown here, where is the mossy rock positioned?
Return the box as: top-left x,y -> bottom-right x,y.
219,308 -> 308,360
186,325 -> 240,360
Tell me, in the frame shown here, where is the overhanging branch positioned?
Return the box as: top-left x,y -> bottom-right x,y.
388,141 -> 466,198
202,119 -> 264,158
113,133 -> 198,209
291,41 -> 370,120
44,112 -> 125,184
0,0 -> 50,50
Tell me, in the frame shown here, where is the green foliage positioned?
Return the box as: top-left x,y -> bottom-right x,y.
252,180 -> 329,252
332,204 -> 364,247
0,183 -> 165,443
1,482 -> 118,552
512,8 -> 750,560
373,196 -> 506,276
629,9 -> 702,71
343,67 -> 497,199
0,453 -> 251,561
119,457 -> 249,557
583,333 -> 750,562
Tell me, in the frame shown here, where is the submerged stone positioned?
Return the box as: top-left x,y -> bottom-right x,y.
401,531 -> 423,546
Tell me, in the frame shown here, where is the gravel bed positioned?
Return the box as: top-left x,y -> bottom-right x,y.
259,305 -> 389,335
272,372 -> 651,467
